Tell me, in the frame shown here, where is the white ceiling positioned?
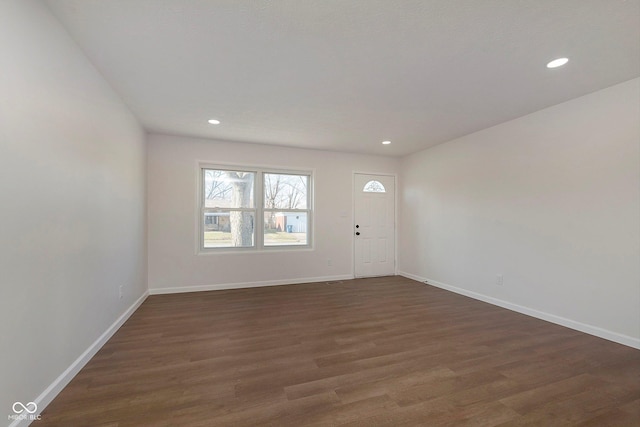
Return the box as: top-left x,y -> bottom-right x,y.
46,0 -> 640,157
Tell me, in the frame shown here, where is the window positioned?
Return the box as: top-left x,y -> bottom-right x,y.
202,169 -> 255,248
200,166 -> 312,250
264,173 -> 309,246
363,180 -> 386,193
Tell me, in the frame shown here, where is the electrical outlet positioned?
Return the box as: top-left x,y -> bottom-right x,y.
119,285 -> 123,299
496,274 -> 503,286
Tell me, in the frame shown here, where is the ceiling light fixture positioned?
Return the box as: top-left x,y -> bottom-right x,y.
546,57 -> 569,68
382,140 -> 391,145
207,119 -> 221,125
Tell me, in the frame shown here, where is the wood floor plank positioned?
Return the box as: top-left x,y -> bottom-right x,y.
37,276 -> 640,426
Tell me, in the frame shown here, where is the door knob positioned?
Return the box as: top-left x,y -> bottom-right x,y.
356,225 -> 360,228
355,232 -> 360,236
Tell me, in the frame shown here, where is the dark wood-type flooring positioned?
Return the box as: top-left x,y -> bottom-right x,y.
38,276 -> 640,426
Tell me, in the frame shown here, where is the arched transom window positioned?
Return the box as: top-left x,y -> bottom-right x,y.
363,180 -> 386,193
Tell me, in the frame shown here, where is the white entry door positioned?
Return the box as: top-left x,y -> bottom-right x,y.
354,173 -> 395,278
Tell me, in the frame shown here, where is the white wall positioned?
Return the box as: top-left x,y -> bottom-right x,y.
399,78 -> 640,347
0,0 -> 147,422
147,134 -> 399,292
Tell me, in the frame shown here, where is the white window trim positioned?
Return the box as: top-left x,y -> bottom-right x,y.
198,163 -> 313,253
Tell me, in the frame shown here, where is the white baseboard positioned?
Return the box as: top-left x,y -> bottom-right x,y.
149,274 -> 355,295
398,271 -> 427,283
397,271 -> 640,350
10,291 -> 149,427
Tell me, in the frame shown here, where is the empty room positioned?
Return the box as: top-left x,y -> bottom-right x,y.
1,0 -> 639,426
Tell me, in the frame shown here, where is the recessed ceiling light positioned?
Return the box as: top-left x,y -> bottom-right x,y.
207,119 -> 221,125
382,140 -> 391,145
546,58 -> 569,68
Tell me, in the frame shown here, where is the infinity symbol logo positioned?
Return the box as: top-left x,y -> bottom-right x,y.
12,401 -> 37,414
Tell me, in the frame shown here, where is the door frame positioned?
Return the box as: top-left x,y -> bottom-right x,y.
352,171 -> 398,278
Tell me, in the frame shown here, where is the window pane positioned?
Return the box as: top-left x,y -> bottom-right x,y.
363,180 -> 386,193
204,211 -> 255,248
264,173 -> 308,209
204,169 -> 254,208
264,212 -> 308,246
